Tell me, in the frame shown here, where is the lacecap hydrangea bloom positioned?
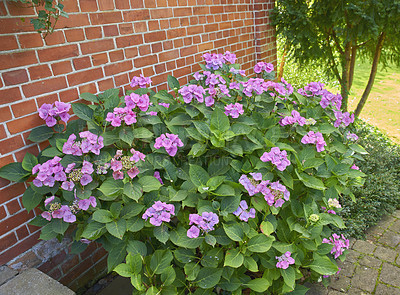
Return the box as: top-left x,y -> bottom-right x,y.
63,131 -> 104,156
187,212 -> 219,238
224,103 -> 244,118
202,51 -> 236,70
154,133 -> 184,157
322,233 -> 350,259
260,147 -> 291,171
106,107 -> 137,127
61,160 -> 94,191
32,156 -> 66,188
301,131 -> 327,152
110,149 -> 145,180
142,201 -> 175,226
38,101 -> 71,127
276,252 -> 295,269
233,200 -> 256,222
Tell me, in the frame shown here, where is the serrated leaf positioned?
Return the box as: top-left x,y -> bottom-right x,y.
224,248 -> 244,267
223,223 -> 243,241
72,103 -> 94,122
133,127 -> 153,139
195,267 -> 223,289
150,249 -> 173,275
247,234 -> 274,252
22,153 -> 38,172
80,92 -> 99,103
245,278 -> 271,293
0,162 -> 30,182
138,176 -> 162,192
210,108 -> 230,133
92,209 -> 114,223
106,218 -> 127,239
189,164 -> 210,187
308,255 -> 339,275
28,125 -> 54,142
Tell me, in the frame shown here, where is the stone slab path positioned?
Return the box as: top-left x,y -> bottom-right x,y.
309,210 -> 400,295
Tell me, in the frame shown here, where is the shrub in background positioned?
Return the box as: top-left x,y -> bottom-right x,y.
0,53 -> 366,294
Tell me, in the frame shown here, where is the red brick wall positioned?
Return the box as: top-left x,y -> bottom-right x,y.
0,0 -> 276,289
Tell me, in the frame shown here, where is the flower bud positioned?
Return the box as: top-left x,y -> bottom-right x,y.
309,214 -> 320,222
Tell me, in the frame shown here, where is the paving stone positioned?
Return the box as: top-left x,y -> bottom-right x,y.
329,275 -> 351,292
358,255 -> 382,269
393,210 -> 400,219
327,290 -> 345,295
380,263 -> 400,287
337,260 -> 356,277
0,266 -> 17,286
397,255 -> 400,265
346,250 -> 361,263
379,230 -> 400,248
374,284 -> 400,295
374,246 -> 398,262
352,240 -> 376,254
351,266 -> 378,292
390,220 -> 400,234
346,287 -> 370,294
377,215 -> 396,229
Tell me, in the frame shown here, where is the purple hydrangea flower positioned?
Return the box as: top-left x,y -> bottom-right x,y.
193,72 -> 204,81
32,157 -> 66,188
260,147 -> 291,171
322,233 -> 350,259
224,103 -> 244,118
230,68 -> 246,76
203,53 -> 225,70
154,133 -> 184,157
187,225 -> 201,238
130,74 -> 151,88
346,132 -> 358,141
280,110 -> 307,126
178,85 -> 206,103
351,164 -> 360,170
63,132 -> 104,156
125,93 -> 150,112
78,196 -> 97,211
142,201 -> 175,226
158,102 -> 170,108
204,72 -> 226,87
187,211 -> 219,238
301,131 -> 327,152
333,110 -> 355,128
258,180 -> 290,208
233,200 -> 256,222
223,51 -> 237,64
276,252 -> 295,269
239,174 -> 258,196
154,171 -> 163,185
38,102 -> 71,127
241,78 -> 266,97
106,107 -> 137,127
254,62 -> 274,74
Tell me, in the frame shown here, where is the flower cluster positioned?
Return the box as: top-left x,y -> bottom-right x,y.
322,233 -> 350,259
187,212 -> 219,238
322,198 -> 342,214
241,78 -> 266,97
301,131 -> 326,152
346,132 -> 359,141
230,67 -> 245,76
154,171 -> 163,184
334,110 -> 355,128
233,200 -> 256,222
154,133 -> 184,157
351,164 -> 360,170
125,92 -> 150,112
63,131 -> 104,156
142,201 -> 175,226
110,149 -> 145,180
320,91 -> 342,110
41,195 -> 97,223
106,107 -> 137,127
224,103 -> 244,118
61,160 -> 94,190
202,51 -> 236,70
254,62 -> 274,74
280,110 -> 306,126
130,74 -> 151,88
260,147 -> 291,171
265,79 -> 294,97
298,82 -> 326,97
38,101 -> 71,127
239,174 -> 290,208
178,85 -> 206,103
32,156 -> 66,187
276,252 -> 295,269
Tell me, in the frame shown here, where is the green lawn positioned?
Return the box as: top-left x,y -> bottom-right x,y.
348,61 -> 400,143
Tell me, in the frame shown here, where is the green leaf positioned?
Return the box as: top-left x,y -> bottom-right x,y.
245,278 -> 271,293
119,128 -> 134,145
295,170 -> 326,190
223,223 -> 243,241
114,263 -> 133,277
80,92 -> 99,103
52,218 -> 69,234
0,162 -> 30,182
123,182 -> 142,202
318,123 -> 337,134
106,218 -> 127,239
150,249 -> 173,275
127,240 -> 147,257
349,143 -> 368,155
281,267 -> 295,290
210,108 -> 230,133
174,249 -> 196,263
224,248 -> 244,268
28,125 -> 54,142
244,256 -> 258,272
22,187 -> 42,212
170,227 -> 204,249
42,147 -> 63,157
195,267 -> 223,289
138,176 -> 162,192
247,234 -> 274,253
193,121 -> 211,139
92,209 -> 114,223
22,153 -> 38,172
260,221 -> 275,236
213,184 -> 235,196
133,127 -> 153,139
131,274 -> 144,291
126,216 -> 145,232
98,179 -> 124,200
303,158 -> 325,169
231,123 -> 254,135
107,243 -> 126,272
188,143 -> 207,157
100,88 -> 120,109
121,203 -> 144,219
167,75 -> 180,90
169,189 -> 188,202
154,224 -> 170,244
204,234 -> 216,247
189,164 -> 210,187
127,253 -> 142,274
220,195 -> 241,213
161,266 -> 176,286
308,255 -> 339,275
72,103 -> 94,122
82,221 -> 106,240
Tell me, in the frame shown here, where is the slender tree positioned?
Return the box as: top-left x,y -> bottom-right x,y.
272,0 -> 400,115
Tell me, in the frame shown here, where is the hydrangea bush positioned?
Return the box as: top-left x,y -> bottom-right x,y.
0,52 -> 367,294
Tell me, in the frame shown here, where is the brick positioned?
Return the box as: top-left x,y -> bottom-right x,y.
114,73 -> 129,86
68,68 -> 104,86
22,77 -> 67,98
11,100 -> 37,118
6,113 -> 44,135
139,45 -> 151,55
47,268 -> 62,280
0,51 -> 38,71
0,210 -> 34,236
0,18 -> 33,34
38,251 -> 67,273
98,78 -> 114,91
148,20 -> 160,31
44,31 -> 66,46
91,53 -> 109,66
0,107 -> 12,123
65,28 -> 85,42
0,87 -> 22,105
16,224 -> 29,240
79,0 -> 98,12
104,60 -> 133,76
0,206 -> 6,220
51,61 -> 73,76
28,65 -> 52,80
79,83 -> 97,94
150,8 -> 173,19
151,42 -> 163,53
81,39 -> 114,54
0,232 -> 17,252
144,31 -> 166,43
90,12 -> 122,25
131,0 -> 144,8
6,2 -> 36,15
60,257 -> 93,286
6,199 -> 21,215
134,22 -> 147,33
2,69 -> 29,86
0,1 -> 6,16
124,47 -> 138,58
180,45 -> 197,57
174,7 -> 192,17
103,25 -> 119,37
98,0 -> 115,10
115,0 -> 130,9
73,57 -> 92,70
109,50 -> 125,62
159,49 -> 179,62
163,40 -> 173,50
167,27 -> 186,39
57,14 -> 91,28
61,255 -> 80,274
59,88 -> 79,103
187,25 -> 203,35
60,0 -> 79,12
14,145 -> 39,162
155,63 -> 166,74
116,35 -> 143,48
134,55 -> 158,68
123,10 -> 150,22
119,23 -> 134,34
0,232 -> 40,266
0,35 -> 19,51
37,44 -> 79,62
85,26 -> 103,39
0,156 -> 16,172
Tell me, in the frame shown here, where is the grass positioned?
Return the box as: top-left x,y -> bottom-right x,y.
347,61 -> 400,143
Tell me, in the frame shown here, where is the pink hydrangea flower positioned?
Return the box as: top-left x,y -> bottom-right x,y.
154,133 -> 184,157
178,85 -> 206,103
260,147 -> 291,171
224,103 -> 244,118
301,131 -> 327,152
38,102 -> 71,127
322,233 -> 350,259
233,200 -> 256,222
78,196 -> 97,211
187,212 -> 219,238
142,201 -> 175,226
254,62 -> 274,74
130,74 -> 151,88
280,110 -> 307,126
276,252 -> 295,269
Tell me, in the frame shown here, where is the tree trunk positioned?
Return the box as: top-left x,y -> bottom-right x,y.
348,45 -> 357,92
340,42 -> 352,112
277,43 -> 289,81
354,32 -> 386,117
